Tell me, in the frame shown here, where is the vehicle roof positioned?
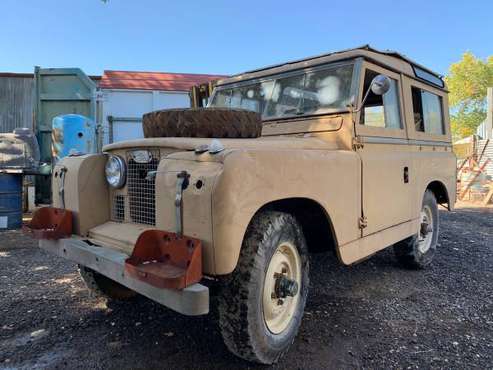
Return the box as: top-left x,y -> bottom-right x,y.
215,45 -> 445,90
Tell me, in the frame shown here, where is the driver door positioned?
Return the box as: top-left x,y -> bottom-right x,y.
355,62 -> 413,236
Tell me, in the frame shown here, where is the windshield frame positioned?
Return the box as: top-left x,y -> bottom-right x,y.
208,58 -> 362,122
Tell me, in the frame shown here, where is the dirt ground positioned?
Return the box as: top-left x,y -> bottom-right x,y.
0,206 -> 491,370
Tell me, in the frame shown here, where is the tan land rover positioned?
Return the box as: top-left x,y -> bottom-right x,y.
26,46 -> 456,364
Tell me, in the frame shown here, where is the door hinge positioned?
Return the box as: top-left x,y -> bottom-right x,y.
358,216 -> 368,229
352,136 -> 364,150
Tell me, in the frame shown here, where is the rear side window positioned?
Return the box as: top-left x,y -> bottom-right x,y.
411,87 -> 445,135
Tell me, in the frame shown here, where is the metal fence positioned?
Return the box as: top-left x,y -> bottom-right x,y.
0,74 -> 34,133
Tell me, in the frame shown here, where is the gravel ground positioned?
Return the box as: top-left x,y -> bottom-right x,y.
0,206 -> 491,369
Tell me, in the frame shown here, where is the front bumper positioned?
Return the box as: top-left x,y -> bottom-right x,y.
39,238 -> 209,316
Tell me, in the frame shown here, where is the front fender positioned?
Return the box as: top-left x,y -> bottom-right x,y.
211,149 -> 361,275
52,154 -> 110,236
154,158 -> 223,275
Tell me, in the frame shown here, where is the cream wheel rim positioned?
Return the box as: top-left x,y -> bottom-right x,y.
418,205 -> 434,254
262,242 -> 302,334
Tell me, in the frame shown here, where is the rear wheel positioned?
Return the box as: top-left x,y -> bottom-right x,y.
79,266 -> 137,300
394,190 -> 439,269
217,211 -> 309,364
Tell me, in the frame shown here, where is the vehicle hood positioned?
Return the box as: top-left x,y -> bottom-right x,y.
103,136 -> 335,153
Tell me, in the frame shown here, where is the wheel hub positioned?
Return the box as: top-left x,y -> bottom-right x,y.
420,220 -> 432,236
274,274 -> 299,299
418,205 -> 434,254
262,242 -> 302,334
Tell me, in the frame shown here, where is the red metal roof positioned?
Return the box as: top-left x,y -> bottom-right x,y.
99,70 -> 226,91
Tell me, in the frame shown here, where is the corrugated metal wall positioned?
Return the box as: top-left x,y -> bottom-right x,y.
478,139 -> 493,178
0,75 -> 34,133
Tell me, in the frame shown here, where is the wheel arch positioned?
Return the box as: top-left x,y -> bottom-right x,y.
426,180 -> 451,210
249,197 -> 341,260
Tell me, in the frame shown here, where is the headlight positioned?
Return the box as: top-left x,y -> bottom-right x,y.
105,154 -> 126,188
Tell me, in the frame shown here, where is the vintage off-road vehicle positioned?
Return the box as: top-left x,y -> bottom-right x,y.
26,46 -> 456,364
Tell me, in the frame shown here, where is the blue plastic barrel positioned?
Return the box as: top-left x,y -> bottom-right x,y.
0,174 -> 22,230
52,114 -> 97,164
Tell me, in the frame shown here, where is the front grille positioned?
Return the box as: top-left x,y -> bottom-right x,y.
110,149 -> 159,226
112,194 -> 125,222
127,151 -> 159,225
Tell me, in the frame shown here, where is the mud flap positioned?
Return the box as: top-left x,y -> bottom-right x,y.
23,207 -> 73,239
125,230 -> 202,290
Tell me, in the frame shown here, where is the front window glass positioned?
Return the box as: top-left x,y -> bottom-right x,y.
264,74 -> 305,118
302,65 -> 353,114
210,63 -> 354,120
212,89 -> 232,108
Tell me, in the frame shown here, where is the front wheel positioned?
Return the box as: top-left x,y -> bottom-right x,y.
217,211 -> 309,364
394,190 -> 439,269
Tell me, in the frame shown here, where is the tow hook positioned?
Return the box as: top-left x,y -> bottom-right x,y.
274,273 -> 299,299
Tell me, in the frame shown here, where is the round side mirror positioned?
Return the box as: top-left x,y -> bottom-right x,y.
370,74 -> 391,95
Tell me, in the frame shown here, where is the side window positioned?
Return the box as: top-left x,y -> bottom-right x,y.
411,87 -> 445,134
360,70 -> 402,129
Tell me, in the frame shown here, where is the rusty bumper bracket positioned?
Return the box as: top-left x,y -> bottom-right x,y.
125,230 -> 202,290
23,207 -> 73,240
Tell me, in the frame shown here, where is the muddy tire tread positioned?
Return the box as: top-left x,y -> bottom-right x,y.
217,211 -> 309,364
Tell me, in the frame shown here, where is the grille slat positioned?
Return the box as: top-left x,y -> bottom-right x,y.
110,149 -> 159,226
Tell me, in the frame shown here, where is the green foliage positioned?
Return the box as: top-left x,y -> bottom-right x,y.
445,52 -> 493,140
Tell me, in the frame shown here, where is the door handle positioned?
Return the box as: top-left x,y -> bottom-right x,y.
403,166 -> 409,183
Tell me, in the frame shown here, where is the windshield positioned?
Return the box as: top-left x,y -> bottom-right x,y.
210,63 -> 354,120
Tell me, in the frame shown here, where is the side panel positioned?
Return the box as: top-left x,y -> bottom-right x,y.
402,76 -> 456,214
410,145 -> 456,215
339,218 -> 419,264
211,149 -> 361,275
357,142 -> 413,235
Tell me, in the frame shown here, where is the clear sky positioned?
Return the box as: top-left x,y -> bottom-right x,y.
1,0 -> 491,77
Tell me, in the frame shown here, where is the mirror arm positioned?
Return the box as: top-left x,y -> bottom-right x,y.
349,84 -> 373,114
348,74 -> 390,114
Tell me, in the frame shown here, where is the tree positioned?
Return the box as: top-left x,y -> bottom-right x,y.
445,52 -> 493,140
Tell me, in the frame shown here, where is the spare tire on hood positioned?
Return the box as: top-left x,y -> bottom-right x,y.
142,108 -> 262,139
